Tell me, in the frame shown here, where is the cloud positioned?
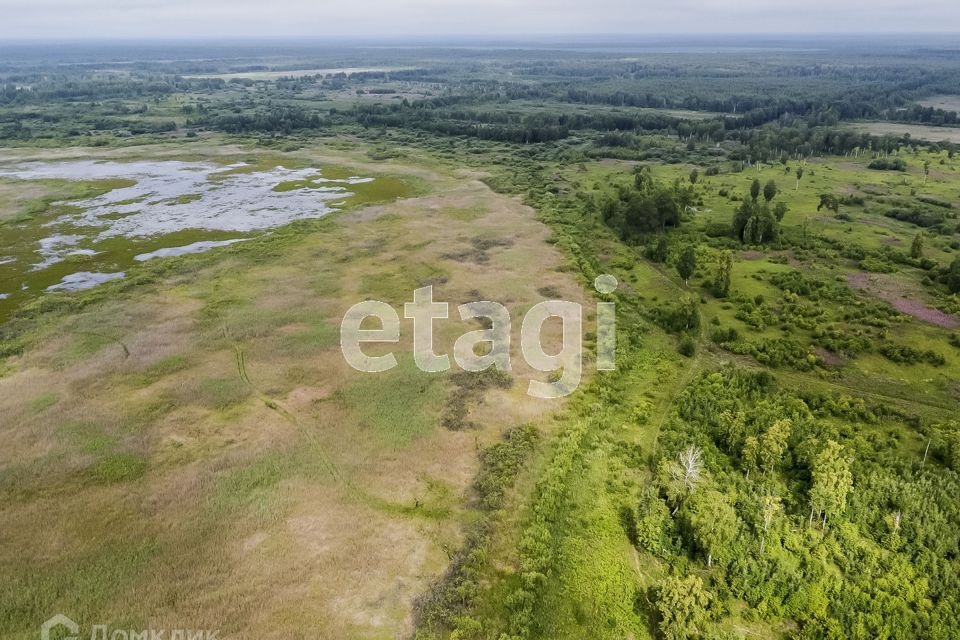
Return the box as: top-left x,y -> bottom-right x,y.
1,0 -> 958,38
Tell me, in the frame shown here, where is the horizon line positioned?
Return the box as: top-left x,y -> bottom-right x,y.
2,31 -> 960,44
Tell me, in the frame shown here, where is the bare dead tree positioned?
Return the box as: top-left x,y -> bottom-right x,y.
668,445 -> 704,515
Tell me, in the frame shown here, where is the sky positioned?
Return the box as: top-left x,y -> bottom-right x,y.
2,0 -> 959,39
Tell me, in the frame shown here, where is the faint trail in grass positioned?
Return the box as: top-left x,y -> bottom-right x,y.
650,355 -> 704,454
639,249 -> 710,451
218,315 -> 343,483
222,319 -> 452,518
234,344 -> 250,385
73,330 -> 130,358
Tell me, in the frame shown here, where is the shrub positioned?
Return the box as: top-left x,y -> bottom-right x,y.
679,335 -> 697,357
653,295 -> 701,334
725,337 -> 819,370
879,343 -> 945,366
443,368 -> 513,430
868,157 -> 907,171
710,327 -> 739,344
859,256 -> 897,273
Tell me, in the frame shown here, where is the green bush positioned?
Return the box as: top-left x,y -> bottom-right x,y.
879,343 -> 946,366
679,335 -> 697,357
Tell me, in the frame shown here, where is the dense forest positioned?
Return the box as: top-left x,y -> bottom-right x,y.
4,42 -> 960,160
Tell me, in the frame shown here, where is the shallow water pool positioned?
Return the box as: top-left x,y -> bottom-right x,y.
0,159 -> 370,322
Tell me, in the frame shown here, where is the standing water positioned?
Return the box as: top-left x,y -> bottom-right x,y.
0,160 -> 373,323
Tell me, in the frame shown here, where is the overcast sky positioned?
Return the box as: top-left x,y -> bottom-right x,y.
2,0 -> 959,39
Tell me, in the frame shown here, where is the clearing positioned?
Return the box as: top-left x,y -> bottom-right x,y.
848,121 -> 960,143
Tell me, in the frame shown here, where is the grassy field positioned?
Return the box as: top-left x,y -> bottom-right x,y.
917,95 -> 960,112
849,121 -> 960,143
0,137 -> 589,639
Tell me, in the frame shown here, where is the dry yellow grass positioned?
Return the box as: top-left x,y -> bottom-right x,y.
0,144 -> 587,639
847,121 -> 960,143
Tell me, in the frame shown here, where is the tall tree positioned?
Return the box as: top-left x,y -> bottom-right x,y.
688,489 -> 739,567
677,245 -> 697,284
733,199 -> 780,244
635,486 -> 671,553
714,250 -> 733,298
759,494 -> 782,554
660,445 -> 705,514
763,179 -> 778,202
602,170 -> 688,239
911,232 -> 924,259
676,294 -> 701,332
795,166 -> 804,190
809,440 -> 853,529
750,178 -> 761,201
650,237 -> 669,263
759,419 -> 792,476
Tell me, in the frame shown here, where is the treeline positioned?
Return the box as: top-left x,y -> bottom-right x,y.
887,103 -> 960,126
0,75 -> 225,106
190,105 -> 325,134
352,103 -> 570,143
351,98 -> 738,145
566,83 -> 907,124
728,122 -> 918,161
557,59 -> 960,123
0,111 -> 177,140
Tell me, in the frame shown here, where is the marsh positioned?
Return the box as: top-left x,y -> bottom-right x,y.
0,159 -> 373,319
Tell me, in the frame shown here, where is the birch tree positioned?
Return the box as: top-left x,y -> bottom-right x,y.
809,440 -> 853,529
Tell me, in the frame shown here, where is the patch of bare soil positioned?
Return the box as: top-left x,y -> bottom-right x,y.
847,272 -> 959,328
814,347 -> 844,367
442,237 -> 514,264
740,249 -> 800,266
